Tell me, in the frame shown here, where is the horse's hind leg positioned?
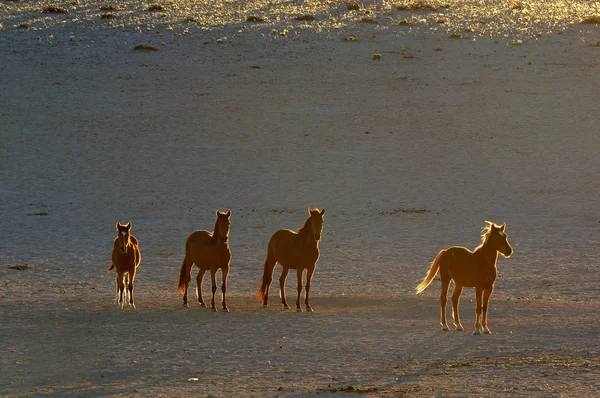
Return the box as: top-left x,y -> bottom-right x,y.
474,286 -> 484,335
295,268 -> 304,312
482,287 -> 494,334
452,283 -> 464,331
210,268 -> 218,312
127,268 -> 136,309
221,265 -> 230,312
440,275 -> 451,331
305,266 -> 315,312
279,267 -> 290,309
196,268 -> 207,307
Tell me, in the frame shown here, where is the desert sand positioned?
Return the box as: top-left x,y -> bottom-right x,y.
1,0 -> 599,396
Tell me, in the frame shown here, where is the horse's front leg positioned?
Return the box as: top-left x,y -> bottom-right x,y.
295,268 -> 303,312
116,271 -> 125,310
305,266 -> 315,312
474,286 -> 483,335
221,265 -> 230,312
279,267 -> 290,309
127,268 -> 136,309
210,268 -> 218,312
482,287 -> 494,334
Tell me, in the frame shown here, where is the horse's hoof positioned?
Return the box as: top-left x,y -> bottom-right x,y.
296,308 -> 303,312
130,303 -> 136,310
455,325 -> 464,331
222,308 -> 230,313
441,325 -> 449,331
211,308 -> 218,312
183,303 -> 188,308
200,303 -> 206,308
483,328 -> 491,334
306,307 -> 313,312
473,329 -> 481,335
283,305 -> 290,310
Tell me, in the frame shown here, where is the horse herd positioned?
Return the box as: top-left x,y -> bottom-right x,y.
109,208 -> 513,335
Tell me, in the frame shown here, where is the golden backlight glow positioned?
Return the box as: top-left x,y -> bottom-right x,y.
1,0 -> 599,40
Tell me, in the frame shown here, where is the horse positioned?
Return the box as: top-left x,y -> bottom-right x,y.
108,222 -> 141,309
415,222 -> 513,335
258,208 -> 325,312
178,210 -> 232,311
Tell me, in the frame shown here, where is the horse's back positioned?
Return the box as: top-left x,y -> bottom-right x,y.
186,230 -> 212,247
269,229 -> 319,269
186,230 -> 229,268
442,246 -> 477,287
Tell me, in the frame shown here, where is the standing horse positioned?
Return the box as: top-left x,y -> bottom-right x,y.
108,222 -> 141,309
178,210 -> 231,311
416,222 -> 513,335
258,208 -> 325,312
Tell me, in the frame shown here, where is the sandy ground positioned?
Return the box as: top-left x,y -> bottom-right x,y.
1,0 -> 600,396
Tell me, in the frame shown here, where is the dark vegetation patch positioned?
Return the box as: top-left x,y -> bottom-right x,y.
27,212 -> 49,216
99,13 -> 116,19
398,19 -> 412,25
9,264 -> 33,270
42,6 -> 68,13
449,32 -> 463,38
347,2 -> 361,11
294,14 -> 315,21
183,16 -> 197,22
319,386 -> 420,394
18,22 -> 30,28
380,208 -> 431,215
132,43 -> 158,51
344,35 -> 358,41
145,3 -> 165,12
395,1 -> 449,11
580,16 -> 600,24
361,16 -> 377,23
246,15 -> 266,22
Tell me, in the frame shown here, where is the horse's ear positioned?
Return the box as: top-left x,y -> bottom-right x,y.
500,223 -> 506,232
320,209 -> 326,216
116,222 -> 121,231
126,222 -> 131,230
216,210 -> 220,217
308,207 -> 312,215
226,210 -> 231,217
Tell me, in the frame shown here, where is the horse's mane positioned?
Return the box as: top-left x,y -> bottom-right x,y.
297,213 -> 313,237
210,217 -> 220,243
475,221 -> 497,250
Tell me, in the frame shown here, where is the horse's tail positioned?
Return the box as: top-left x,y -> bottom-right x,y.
257,243 -> 275,303
415,250 -> 445,294
107,263 -> 114,272
257,260 -> 270,302
177,244 -> 193,293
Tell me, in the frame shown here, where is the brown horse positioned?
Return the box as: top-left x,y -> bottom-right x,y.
178,210 -> 231,311
108,222 -> 141,309
258,208 -> 325,312
416,222 -> 513,335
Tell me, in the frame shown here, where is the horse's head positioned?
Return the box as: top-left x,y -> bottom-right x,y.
308,208 -> 326,241
489,222 -> 513,257
216,210 -> 231,242
116,222 -> 132,254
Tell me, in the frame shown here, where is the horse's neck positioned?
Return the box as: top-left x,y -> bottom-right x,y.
210,220 -> 220,243
475,243 -> 498,267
